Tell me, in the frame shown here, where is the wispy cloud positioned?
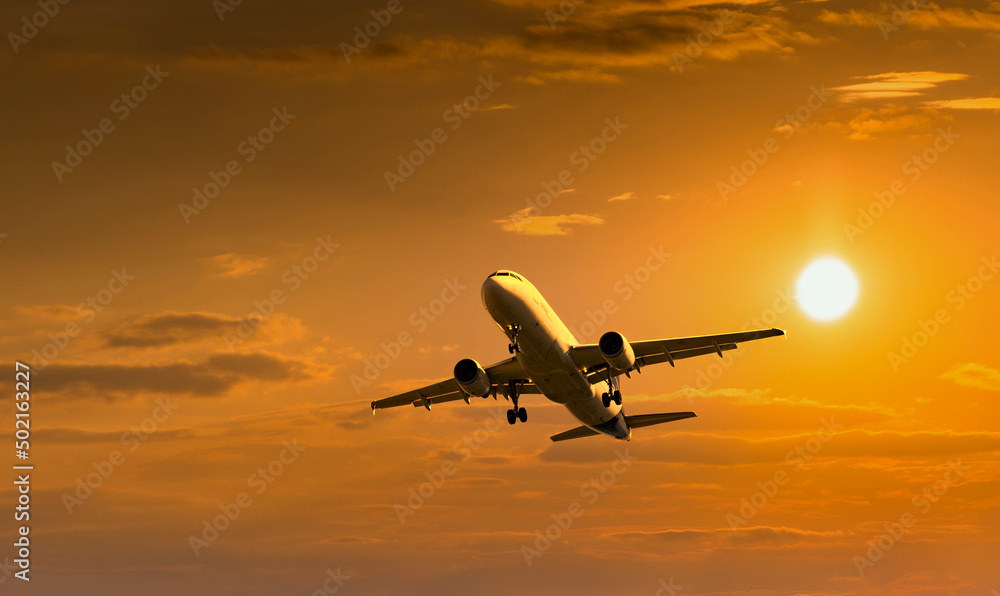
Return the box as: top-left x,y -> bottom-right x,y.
209,253 -> 269,278
13,304 -> 81,322
820,6 -> 1000,32
832,72 -> 968,102
924,97 -> 1000,110
495,209 -> 604,235
940,362 -> 1000,391
607,191 -> 635,202
843,103 -> 945,140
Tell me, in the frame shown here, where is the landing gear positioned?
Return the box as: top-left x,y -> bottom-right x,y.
506,407 -> 527,424
507,405 -> 527,424
506,379 -> 527,424
507,325 -> 521,354
602,390 -> 623,408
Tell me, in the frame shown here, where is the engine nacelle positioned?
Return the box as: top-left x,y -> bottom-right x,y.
599,331 -> 636,371
454,358 -> 491,398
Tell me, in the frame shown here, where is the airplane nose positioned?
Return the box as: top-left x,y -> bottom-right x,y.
481,276 -> 504,309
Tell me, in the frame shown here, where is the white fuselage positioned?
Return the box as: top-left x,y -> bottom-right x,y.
481,272 -> 630,440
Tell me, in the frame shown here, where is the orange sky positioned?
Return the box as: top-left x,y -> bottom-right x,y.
2,0 -> 999,594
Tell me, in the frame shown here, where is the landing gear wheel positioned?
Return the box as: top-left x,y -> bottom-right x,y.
509,344 -> 515,354
613,390 -> 622,405
602,392 -> 611,407
506,379 -> 527,425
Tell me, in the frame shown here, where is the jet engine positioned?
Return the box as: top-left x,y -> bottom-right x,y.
599,331 -> 636,371
454,358 -> 491,398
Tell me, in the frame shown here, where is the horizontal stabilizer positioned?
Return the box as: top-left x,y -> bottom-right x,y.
549,411 -> 696,442
626,411 -> 697,428
550,425 -> 601,442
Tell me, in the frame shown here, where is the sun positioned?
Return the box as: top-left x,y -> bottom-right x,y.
796,257 -> 859,321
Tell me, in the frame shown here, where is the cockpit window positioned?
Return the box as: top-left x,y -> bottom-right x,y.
488,271 -> 522,281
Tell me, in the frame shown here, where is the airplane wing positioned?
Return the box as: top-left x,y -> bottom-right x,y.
570,328 -> 784,383
370,356 -> 535,412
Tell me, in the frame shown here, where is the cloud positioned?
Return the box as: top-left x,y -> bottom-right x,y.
505,5 -> 818,77
843,103 -> 945,140
37,352 -> 314,400
607,191 -> 636,202
38,426 -> 197,445
102,311 -> 240,348
820,6 -> 1000,32
924,97 -> 1000,110
183,40 -> 461,80
607,525 -> 846,544
209,253 -> 269,278
101,311 -> 306,349
939,362 -> 1000,392
418,344 -> 460,355
517,69 -> 623,85
12,304 -> 81,322
495,208 -> 604,235
170,3 -> 820,85
832,72 -> 968,102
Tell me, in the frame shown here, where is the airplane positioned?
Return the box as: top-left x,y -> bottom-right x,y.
371,270 -> 784,442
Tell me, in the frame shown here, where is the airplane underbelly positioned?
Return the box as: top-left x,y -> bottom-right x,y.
520,347 -> 621,427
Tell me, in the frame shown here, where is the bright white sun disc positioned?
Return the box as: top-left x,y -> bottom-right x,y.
796,257 -> 859,321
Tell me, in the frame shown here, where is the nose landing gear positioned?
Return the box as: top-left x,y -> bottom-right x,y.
601,390 -> 622,408
507,325 -> 521,354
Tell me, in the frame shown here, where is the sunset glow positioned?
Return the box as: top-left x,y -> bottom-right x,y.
1,1 -> 999,595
